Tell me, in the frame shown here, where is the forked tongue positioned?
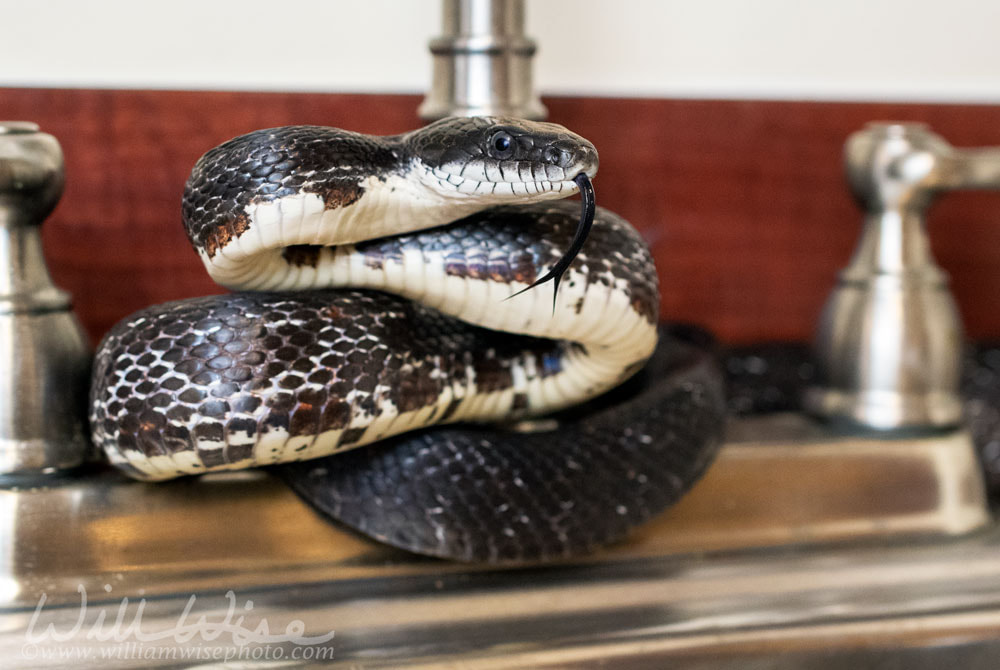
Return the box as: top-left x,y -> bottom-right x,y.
507,172 -> 596,312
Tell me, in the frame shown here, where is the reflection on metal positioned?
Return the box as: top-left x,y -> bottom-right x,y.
0,416 -> 990,664
0,123 -> 91,475
645,414 -> 989,552
0,422 -> 995,667
419,0 -> 547,120
809,122 -> 1000,431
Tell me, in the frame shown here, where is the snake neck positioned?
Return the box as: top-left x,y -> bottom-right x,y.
183,124 -> 594,290
192,168 -> 581,288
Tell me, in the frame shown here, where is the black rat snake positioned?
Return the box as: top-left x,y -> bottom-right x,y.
89,117 -> 726,562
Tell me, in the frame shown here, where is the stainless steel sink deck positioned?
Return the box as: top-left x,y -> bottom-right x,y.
0,414 -> 996,668
6,518 -> 1000,668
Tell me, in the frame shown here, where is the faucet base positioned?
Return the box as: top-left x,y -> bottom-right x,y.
630,413 -> 989,555
804,386 -> 965,431
0,416 -> 992,668
0,413 -> 989,610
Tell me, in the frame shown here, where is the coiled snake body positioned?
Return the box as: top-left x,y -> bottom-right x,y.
90,118 -> 725,562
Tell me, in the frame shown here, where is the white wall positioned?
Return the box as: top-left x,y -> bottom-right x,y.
3,0 -> 1000,102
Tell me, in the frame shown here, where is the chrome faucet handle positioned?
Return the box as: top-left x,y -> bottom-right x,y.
807,122 -> 971,430
0,122 -> 91,475
0,123 -> 63,225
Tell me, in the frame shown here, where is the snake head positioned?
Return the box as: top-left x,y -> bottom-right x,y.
406,116 -> 599,201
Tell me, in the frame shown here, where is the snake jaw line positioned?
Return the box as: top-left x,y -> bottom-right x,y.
505,172 -> 596,314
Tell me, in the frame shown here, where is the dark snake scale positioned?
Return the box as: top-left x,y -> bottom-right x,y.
90,117 -> 726,562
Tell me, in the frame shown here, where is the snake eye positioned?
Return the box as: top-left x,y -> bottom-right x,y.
489,131 -> 515,159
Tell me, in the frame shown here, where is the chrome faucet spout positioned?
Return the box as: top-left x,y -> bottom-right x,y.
419,0 -> 547,120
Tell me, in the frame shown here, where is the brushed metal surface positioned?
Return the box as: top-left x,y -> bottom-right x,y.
419,0 -> 547,120
0,415 -> 990,667
0,122 -> 91,475
810,122 -> 1000,430
10,537 -> 1000,669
